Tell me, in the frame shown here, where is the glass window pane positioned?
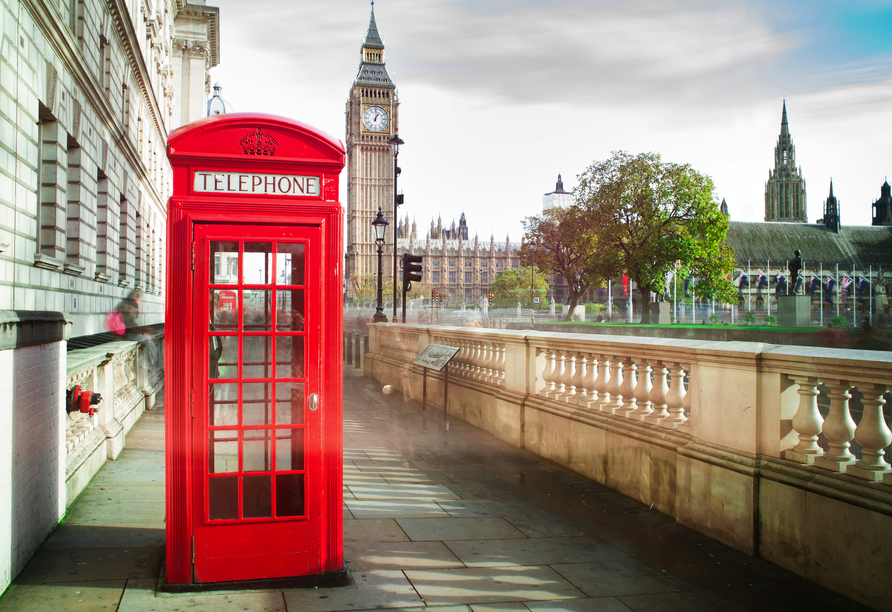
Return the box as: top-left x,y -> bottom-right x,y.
275,429 -> 304,471
275,336 -> 304,379
243,382 -> 272,426
243,290 -> 273,331
243,429 -> 271,472
276,289 -> 304,332
275,382 -> 304,425
277,243 -> 305,285
244,243 -> 273,284
209,383 -> 238,426
209,477 -> 238,520
276,474 -> 304,517
210,336 -> 238,380
209,430 -> 238,473
244,475 -> 272,518
211,289 -> 239,331
210,241 -> 239,285
243,336 -> 272,379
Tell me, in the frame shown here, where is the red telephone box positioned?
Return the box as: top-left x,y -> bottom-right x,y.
164,113 -> 346,586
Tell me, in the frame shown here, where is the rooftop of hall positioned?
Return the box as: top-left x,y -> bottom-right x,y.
726,221 -> 892,268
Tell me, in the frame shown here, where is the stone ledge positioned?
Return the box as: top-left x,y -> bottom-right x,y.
0,310 -> 72,351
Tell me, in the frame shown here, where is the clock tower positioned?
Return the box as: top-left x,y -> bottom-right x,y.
345,1 -> 399,290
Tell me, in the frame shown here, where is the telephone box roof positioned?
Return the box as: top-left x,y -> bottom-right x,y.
168,112 -> 345,166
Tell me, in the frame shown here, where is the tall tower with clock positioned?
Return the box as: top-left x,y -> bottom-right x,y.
345,2 -> 399,290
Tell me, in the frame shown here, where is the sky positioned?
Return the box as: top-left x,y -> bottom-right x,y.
207,0 -> 892,242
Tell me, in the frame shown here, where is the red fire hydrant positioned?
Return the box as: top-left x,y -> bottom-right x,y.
67,385 -> 101,417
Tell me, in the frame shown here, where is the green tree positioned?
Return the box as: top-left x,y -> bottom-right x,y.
577,151 -> 736,322
349,275 -> 430,304
490,267 -> 549,309
521,205 -> 616,320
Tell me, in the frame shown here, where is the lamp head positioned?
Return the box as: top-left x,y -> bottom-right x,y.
387,134 -> 404,157
372,207 -> 388,243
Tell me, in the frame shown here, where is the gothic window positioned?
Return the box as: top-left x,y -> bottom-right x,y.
481,272 -> 488,284
464,272 -> 472,284
433,259 -> 440,267
432,271 -> 440,283
449,271 -> 456,284
449,258 -> 456,267
465,288 -> 472,300
464,260 -> 471,267
497,261 -> 503,269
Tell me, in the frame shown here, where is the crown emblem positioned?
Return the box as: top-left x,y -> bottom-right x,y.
239,128 -> 278,156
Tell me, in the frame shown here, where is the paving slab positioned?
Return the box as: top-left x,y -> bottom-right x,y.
617,591 -> 722,611
0,579 -> 126,611
404,565 -> 585,605
397,517 -> 527,541
120,578 -> 286,612
344,518 -> 409,543
347,483 -> 459,500
524,598 -> 635,611
470,604 -> 530,612
282,569 -> 423,612
346,499 -> 449,518
552,560 -> 685,598
43,524 -> 165,550
444,536 -> 629,567
65,500 -> 165,525
345,541 -> 464,570
15,547 -> 163,583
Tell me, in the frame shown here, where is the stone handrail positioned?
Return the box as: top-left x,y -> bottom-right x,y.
64,332 -> 165,505
367,324 -> 891,474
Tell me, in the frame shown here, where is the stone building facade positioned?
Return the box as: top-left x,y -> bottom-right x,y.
398,214 -> 521,304
872,179 -> 892,226
1,0 -> 218,335
344,4 -> 399,288
764,101 -> 807,223
0,0 -> 218,593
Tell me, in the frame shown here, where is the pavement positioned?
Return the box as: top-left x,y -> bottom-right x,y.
0,368 -> 873,612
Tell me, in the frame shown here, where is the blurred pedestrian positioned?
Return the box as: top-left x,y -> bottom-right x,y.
116,290 -> 159,374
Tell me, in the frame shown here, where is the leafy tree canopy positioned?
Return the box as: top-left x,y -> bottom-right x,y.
577,151 -> 736,318
521,205 -> 616,319
490,267 -> 549,309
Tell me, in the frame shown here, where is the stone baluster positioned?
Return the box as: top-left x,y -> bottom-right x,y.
574,355 -> 590,405
461,340 -> 471,374
849,382 -> 892,482
784,376 -> 823,464
618,357 -> 637,415
645,363 -> 670,424
593,355 -> 609,409
632,358 -> 652,419
560,354 -> 578,401
604,356 -> 623,414
497,345 -> 507,386
474,342 -> 486,380
578,354 -> 597,408
664,363 -> 688,428
682,369 -> 691,422
477,342 -> 491,381
541,350 -> 557,397
814,379 -> 856,473
466,341 -> 478,378
552,352 -> 567,398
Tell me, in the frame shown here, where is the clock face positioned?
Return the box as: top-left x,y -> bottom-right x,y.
362,106 -> 389,132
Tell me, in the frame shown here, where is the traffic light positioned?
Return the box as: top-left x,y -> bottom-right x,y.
402,254 -> 423,290
488,292 -> 494,304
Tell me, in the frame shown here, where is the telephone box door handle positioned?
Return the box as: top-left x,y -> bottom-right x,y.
308,393 -> 319,411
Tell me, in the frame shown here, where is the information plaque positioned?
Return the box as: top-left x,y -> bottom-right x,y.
412,344 -> 459,371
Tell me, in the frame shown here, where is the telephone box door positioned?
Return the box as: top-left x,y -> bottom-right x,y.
193,222 -> 323,583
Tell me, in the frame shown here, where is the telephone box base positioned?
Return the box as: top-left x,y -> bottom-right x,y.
159,566 -> 350,594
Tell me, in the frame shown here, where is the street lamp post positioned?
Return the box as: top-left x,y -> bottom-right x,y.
388,134 -> 404,322
372,207 -> 389,323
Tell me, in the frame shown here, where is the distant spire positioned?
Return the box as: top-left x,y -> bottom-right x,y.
364,1 -> 384,49
829,178 -> 834,198
780,100 -> 789,137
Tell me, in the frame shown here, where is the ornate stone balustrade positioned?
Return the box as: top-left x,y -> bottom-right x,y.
363,323 -> 892,611
64,333 -> 164,506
